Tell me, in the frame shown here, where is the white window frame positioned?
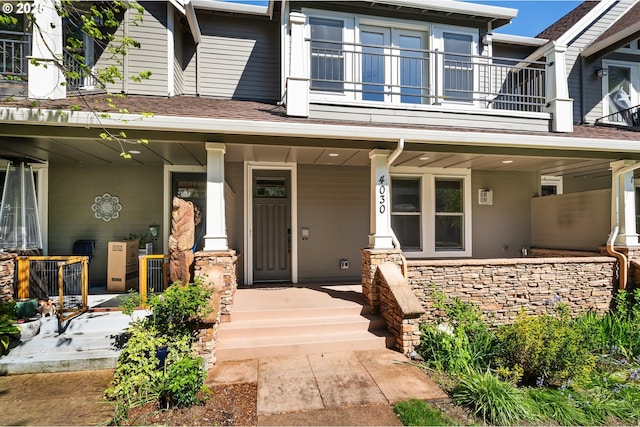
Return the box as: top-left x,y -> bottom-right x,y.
303,8 -> 476,108
619,38 -> 640,54
540,175 -> 563,196
390,167 -> 472,257
432,26 -> 479,107
601,59 -> 640,123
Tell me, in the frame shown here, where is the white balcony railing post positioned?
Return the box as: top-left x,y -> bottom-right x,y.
544,41 -> 573,132
28,0 -> 65,100
286,12 -> 309,117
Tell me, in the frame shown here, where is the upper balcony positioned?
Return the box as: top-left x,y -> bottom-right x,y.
285,10 -> 574,133
307,38 -> 546,113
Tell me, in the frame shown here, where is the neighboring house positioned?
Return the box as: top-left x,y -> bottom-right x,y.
1,0 -> 640,293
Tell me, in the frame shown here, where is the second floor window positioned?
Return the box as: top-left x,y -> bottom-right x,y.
310,17 -> 344,92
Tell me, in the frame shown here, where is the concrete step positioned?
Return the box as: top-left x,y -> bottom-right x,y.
229,304 -> 371,322
217,287 -> 393,361
216,329 -> 394,362
220,313 -> 387,338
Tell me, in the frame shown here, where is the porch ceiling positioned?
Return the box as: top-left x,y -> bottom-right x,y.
0,132 -> 617,180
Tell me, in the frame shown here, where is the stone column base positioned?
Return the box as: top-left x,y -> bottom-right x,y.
361,248 -> 403,312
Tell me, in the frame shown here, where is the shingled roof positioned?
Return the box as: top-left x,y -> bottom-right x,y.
587,1 -> 640,48
3,94 -> 640,143
536,1 -> 599,40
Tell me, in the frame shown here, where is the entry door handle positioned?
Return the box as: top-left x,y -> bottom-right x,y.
287,228 -> 291,254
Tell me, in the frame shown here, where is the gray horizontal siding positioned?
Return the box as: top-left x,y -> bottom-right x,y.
93,2 -> 168,96
183,14 -> 280,101
310,104 -> 552,132
564,0 -> 635,124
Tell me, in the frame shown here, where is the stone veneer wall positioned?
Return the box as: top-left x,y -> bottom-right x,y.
406,256 -> 617,325
361,249 -> 404,311
192,250 -> 238,368
375,263 -> 424,354
0,252 -> 16,303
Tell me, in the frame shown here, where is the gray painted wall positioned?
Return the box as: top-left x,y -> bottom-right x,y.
564,0 -> 635,124
94,2 -> 169,96
48,164 -> 164,286
297,164 -> 369,281
471,170 -> 538,258
184,13 -> 280,101
531,189 -> 611,251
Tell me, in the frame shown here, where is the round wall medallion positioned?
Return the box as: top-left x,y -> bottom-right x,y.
92,193 -> 122,222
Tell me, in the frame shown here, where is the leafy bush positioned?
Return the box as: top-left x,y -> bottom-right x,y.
417,291 -> 498,375
161,352 -> 207,408
496,304 -> 596,387
453,370 -> 534,426
106,279 -> 214,424
148,278 -> 213,337
0,301 -> 19,353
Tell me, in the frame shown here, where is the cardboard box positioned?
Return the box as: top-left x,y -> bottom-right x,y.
107,241 -> 139,292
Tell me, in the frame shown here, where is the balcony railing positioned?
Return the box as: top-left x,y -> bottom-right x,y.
0,30 -> 31,79
595,104 -> 640,129
308,39 -> 547,113
63,49 -> 100,90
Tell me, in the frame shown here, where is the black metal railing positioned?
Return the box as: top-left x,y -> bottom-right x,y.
0,30 -> 31,79
595,104 -> 640,128
307,38 -> 547,112
63,49 -> 100,90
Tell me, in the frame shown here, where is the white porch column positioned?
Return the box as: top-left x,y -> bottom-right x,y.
611,160 -> 638,246
203,143 -> 228,251
28,0 -> 65,100
544,42 -> 573,133
286,12 -> 309,117
368,149 -> 394,249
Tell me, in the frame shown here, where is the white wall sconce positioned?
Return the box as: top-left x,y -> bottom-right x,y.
595,68 -> 608,78
478,189 -> 493,205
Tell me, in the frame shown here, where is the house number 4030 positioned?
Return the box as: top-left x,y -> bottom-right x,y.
378,180 -> 386,214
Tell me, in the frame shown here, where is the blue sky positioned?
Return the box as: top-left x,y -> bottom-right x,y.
470,1 -> 583,37
223,0 -> 583,38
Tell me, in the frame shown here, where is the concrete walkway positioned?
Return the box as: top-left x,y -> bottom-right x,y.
0,349 -> 447,426
207,349 -> 448,426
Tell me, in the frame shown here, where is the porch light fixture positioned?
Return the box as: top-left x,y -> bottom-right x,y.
478,189 -> 493,205
328,153 -> 339,157
595,68 -> 608,78
148,224 -> 159,238
419,156 -> 430,160
502,160 -> 513,164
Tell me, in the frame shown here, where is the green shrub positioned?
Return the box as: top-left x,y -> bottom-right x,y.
106,279 -> 214,423
0,301 -> 19,353
453,370 -> 534,426
526,387 -> 588,426
160,353 -> 207,408
496,305 -> 596,387
417,291 -> 498,375
393,399 -> 457,426
148,278 -> 213,337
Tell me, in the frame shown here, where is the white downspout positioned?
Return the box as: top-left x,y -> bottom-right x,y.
607,161 -> 640,289
388,138 -> 407,276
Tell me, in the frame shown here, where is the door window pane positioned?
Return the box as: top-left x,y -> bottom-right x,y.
399,35 -> 423,104
361,31 -> 385,101
443,32 -> 473,102
310,18 -> 344,92
608,66 -> 633,124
